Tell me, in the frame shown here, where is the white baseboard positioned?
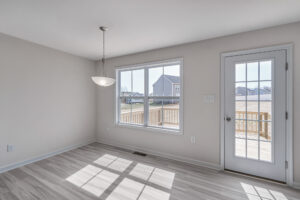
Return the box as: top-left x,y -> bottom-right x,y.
0,139 -> 96,174
293,181 -> 300,189
97,139 -> 221,171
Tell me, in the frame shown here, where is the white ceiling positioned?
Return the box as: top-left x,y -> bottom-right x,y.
1,0 -> 300,60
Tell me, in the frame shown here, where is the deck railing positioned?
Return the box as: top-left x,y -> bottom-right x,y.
120,107 -> 179,126
121,109 -> 270,139
236,111 -> 271,139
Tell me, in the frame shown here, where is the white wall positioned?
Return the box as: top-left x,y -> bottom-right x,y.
96,22 -> 300,183
0,33 -> 96,169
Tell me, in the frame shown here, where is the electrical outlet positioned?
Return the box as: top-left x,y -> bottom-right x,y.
7,145 -> 13,152
190,136 -> 196,144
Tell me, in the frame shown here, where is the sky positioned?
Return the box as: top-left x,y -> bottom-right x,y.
121,65 -> 180,94
235,61 -> 272,85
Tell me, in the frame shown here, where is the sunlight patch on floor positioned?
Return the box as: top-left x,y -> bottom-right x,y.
129,163 -> 154,180
94,154 -> 117,167
107,178 -> 145,200
241,182 -> 288,200
66,154 -> 175,200
149,168 -> 175,189
139,185 -> 170,200
82,170 -> 119,197
66,165 -> 102,187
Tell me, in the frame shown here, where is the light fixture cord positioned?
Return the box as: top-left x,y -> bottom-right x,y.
101,28 -> 106,77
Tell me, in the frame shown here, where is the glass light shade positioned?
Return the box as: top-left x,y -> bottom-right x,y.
91,76 -> 115,87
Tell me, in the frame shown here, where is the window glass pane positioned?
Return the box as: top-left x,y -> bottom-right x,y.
164,65 -> 180,97
260,81 -> 272,101
247,140 -> 258,160
120,71 -> 131,95
149,67 -> 163,96
260,141 -> 272,162
132,69 -> 144,96
235,82 -> 246,101
247,82 -> 258,101
235,138 -> 246,157
235,120 -> 246,138
236,101 -> 246,119
260,61 -> 272,81
118,60 -> 181,130
260,121 -> 272,142
247,62 -> 258,81
235,63 -> 246,82
148,98 -> 163,127
247,101 -> 258,118
130,99 -> 144,125
163,99 -> 179,129
247,120 -> 258,140
120,97 -> 131,124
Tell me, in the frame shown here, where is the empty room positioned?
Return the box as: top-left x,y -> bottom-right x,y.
0,0 -> 300,199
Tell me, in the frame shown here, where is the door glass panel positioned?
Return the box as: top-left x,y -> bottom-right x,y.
235,63 -> 246,82
235,138 -> 246,157
260,122 -> 272,142
247,62 -> 258,81
260,141 -> 272,162
247,82 -> 258,101
247,101 -> 258,118
260,61 -> 272,81
236,101 -> 246,119
235,120 -> 246,138
247,140 -> 258,159
247,120 -> 259,140
236,83 -> 246,101
235,60 -> 273,162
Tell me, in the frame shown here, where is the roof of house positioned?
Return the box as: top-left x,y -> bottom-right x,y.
153,75 -> 180,87
164,75 -> 180,83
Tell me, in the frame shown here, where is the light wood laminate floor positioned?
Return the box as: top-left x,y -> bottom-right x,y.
0,143 -> 299,200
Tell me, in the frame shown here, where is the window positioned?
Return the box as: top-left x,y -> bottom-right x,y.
116,59 -> 183,132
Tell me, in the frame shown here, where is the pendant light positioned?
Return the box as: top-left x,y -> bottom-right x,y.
91,26 -> 115,87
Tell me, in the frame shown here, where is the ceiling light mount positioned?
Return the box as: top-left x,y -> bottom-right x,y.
99,26 -> 108,31
91,26 -> 115,87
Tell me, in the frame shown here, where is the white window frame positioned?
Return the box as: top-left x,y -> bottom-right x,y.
115,58 -> 183,134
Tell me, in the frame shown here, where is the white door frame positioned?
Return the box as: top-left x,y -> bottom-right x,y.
220,44 -> 294,186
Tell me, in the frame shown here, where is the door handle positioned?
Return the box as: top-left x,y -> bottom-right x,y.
225,116 -> 232,122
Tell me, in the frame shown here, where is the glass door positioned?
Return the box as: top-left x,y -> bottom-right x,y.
224,50 -> 286,182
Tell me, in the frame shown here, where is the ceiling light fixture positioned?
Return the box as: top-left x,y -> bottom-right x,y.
91,26 -> 115,87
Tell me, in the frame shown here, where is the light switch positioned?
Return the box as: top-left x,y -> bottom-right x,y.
7,145 -> 13,152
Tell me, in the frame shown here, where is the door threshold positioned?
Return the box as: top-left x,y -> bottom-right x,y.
224,169 -> 286,185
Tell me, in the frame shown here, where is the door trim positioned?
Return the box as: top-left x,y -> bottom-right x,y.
220,44 -> 294,186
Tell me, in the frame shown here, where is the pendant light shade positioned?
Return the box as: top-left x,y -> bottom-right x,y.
91,76 -> 115,87
92,26 -> 115,87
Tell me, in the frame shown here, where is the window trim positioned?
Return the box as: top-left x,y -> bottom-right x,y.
115,58 -> 184,134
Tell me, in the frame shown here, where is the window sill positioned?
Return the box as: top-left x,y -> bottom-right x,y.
115,123 -> 183,135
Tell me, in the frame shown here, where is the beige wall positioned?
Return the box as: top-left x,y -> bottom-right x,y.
0,33 -> 97,169
96,22 -> 300,183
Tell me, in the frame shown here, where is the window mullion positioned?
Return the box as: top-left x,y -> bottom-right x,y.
144,67 -> 149,127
